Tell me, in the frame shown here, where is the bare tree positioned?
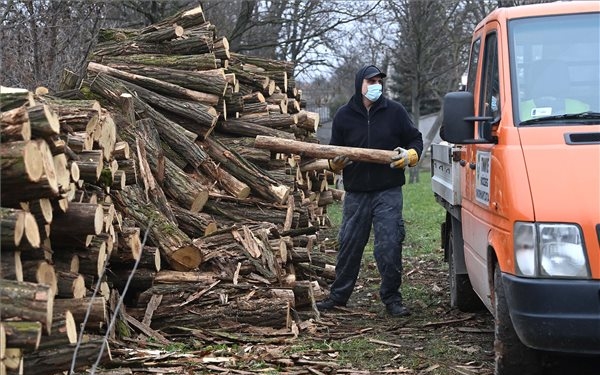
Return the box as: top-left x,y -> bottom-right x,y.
201,1 -> 382,78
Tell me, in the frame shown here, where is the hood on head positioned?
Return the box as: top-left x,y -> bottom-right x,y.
354,64 -> 386,100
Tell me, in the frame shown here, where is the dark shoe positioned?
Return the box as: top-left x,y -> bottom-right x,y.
316,298 -> 346,311
386,302 -> 411,317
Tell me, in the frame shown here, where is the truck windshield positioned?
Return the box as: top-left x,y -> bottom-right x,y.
509,12 -> 600,125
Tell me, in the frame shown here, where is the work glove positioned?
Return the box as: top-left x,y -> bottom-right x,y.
328,155 -> 352,173
390,147 -> 419,169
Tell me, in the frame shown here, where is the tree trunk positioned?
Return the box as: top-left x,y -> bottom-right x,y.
52,297 -> 106,330
0,87 -> 35,111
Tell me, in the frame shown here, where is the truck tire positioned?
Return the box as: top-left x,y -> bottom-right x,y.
448,223 -> 482,312
493,265 -> 541,375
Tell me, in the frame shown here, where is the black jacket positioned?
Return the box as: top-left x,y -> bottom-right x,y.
329,65 -> 424,192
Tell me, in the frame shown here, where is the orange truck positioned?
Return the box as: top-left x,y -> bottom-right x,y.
431,1 -> 599,373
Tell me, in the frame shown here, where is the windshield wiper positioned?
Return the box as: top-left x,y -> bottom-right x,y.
520,111 -> 600,125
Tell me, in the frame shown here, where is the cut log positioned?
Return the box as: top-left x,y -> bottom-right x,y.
100,53 -> 218,71
1,105 -> 31,141
52,297 -> 106,329
0,140 -> 44,187
55,271 -> 86,298
198,159 -> 251,199
22,335 -> 111,375
87,61 -> 220,106
112,185 -> 202,271
102,63 -> 228,97
200,137 -> 290,204
0,321 -> 42,352
37,310 -> 78,350
27,104 -> 60,138
0,251 -> 23,281
140,4 -> 206,32
217,119 -> 295,140
171,204 -> 218,238
97,23 -> 184,43
254,135 -> 399,164
149,297 -> 289,331
21,260 -> 58,297
50,202 -> 104,237
0,86 -> 35,111
0,279 -> 54,334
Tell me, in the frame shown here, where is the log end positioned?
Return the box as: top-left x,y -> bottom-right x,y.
166,245 -> 203,271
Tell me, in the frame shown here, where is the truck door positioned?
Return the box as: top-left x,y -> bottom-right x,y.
462,28 -> 500,308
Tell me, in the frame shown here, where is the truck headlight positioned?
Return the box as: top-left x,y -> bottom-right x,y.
514,222 -> 589,278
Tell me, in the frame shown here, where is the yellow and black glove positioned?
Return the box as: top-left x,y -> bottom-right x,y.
390,147 -> 419,169
328,155 -> 352,173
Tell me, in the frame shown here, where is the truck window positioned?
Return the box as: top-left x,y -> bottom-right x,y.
509,12 -> 600,123
466,38 -> 481,94
479,32 -> 500,120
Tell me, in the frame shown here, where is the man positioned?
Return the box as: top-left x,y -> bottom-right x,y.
317,64 -> 423,317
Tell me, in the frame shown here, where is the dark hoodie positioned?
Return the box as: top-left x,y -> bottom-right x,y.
329,65 -> 424,192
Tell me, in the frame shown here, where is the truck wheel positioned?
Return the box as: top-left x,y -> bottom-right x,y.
448,228 -> 482,312
493,265 -> 541,375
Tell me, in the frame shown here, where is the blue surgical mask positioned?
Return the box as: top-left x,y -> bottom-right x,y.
364,83 -> 382,101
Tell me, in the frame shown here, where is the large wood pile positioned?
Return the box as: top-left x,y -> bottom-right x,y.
0,4 -> 343,374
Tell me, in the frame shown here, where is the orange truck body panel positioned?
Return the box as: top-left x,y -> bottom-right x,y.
433,0 -> 600,358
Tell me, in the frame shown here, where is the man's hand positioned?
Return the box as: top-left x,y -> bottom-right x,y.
390,147 -> 418,169
328,155 -> 352,173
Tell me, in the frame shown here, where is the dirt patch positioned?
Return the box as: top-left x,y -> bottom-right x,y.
292,252 -> 496,374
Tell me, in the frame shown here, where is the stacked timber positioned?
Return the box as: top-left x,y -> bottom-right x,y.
1,4 -> 342,373
0,86 -> 115,373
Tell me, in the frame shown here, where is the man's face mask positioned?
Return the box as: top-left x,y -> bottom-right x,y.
364,83 -> 382,101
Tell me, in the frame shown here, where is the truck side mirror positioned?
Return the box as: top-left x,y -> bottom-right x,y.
441,91 -> 494,144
